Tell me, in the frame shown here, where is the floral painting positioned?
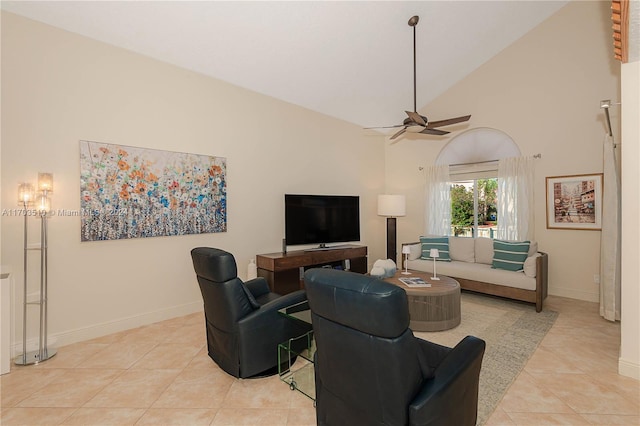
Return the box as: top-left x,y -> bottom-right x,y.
79,140 -> 226,241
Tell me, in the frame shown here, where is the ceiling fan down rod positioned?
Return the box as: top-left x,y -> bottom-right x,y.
409,15 -> 419,113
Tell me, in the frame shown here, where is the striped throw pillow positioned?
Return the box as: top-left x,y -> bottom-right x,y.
492,240 -> 530,271
420,237 -> 451,261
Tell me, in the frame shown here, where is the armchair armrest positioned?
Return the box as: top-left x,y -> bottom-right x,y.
535,252 -> 548,312
409,336 -> 485,426
238,289 -> 309,328
237,289 -> 312,368
244,277 -> 271,299
415,337 -> 451,378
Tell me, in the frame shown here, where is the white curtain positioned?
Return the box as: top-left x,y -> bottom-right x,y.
496,156 -> 534,241
424,164 -> 451,236
600,134 -> 621,321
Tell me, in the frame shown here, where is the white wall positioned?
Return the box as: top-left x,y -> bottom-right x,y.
620,59 -> 640,380
0,12 -> 386,348
386,1 -> 620,302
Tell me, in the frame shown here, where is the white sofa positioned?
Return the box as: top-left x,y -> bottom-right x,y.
404,237 -> 548,312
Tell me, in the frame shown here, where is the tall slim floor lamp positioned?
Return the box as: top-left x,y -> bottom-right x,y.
15,173 -> 57,365
377,195 -> 406,264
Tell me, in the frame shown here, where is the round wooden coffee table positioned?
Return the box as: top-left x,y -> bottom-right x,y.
384,270 -> 461,332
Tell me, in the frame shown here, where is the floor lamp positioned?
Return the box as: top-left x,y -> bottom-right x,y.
378,194 -> 406,264
14,173 -> 57,365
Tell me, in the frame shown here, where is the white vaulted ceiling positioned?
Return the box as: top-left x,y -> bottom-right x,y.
1,1 -> 569,129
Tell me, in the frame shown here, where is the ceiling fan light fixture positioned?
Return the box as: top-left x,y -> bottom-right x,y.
405,125 -> 424,133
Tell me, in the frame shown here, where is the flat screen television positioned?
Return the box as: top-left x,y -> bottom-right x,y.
285,194 -> 360,247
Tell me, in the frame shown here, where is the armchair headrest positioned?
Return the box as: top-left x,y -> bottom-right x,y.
191,247 -> 238,282
304,269 -> 409,338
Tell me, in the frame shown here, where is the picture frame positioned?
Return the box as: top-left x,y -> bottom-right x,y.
545,173 -> 603,230
79,140 -> 227,241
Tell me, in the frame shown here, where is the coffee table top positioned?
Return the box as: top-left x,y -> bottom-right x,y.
384,270 -> 460,296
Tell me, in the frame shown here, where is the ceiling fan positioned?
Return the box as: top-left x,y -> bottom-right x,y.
366,15 -> 471,141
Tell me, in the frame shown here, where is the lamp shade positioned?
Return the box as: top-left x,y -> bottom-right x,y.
18,183 -> 35,205
38,172 -> 54,192
36,194 -> 51,213
402,245 -> 411,255
429,248 -> 440,258
377,194 -> 406,217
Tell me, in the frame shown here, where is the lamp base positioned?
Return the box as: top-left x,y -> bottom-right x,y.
385,217 -> 397,262
430,276 -> 440,281
401,271 -> 412,275
14,348 -> 57,365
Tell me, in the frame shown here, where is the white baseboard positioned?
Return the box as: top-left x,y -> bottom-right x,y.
548,287 -> 599,303
11,301 -> 202,354
618,358 -> 640,380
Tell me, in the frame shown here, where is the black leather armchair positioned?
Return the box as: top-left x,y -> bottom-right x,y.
191,247 -> 312,378
304,268 -> 485,426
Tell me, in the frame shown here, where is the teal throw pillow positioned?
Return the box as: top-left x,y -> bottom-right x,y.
492,240 -> 530,271
420,237 -> 451,261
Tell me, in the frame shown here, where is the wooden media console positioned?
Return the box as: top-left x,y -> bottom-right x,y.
256,245 -> 367,295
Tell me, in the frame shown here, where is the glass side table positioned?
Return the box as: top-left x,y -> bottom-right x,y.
278,299 -> 311,324
278,300 -> 315,403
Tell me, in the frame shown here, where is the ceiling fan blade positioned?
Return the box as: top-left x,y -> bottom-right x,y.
426,115 -> 471,129
390,127 -> 407,140
419,128 -> 450,136
363,124 -> 405,130
405,111 -> 426,127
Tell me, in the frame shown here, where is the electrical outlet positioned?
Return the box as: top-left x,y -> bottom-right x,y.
593,274 -> 600,284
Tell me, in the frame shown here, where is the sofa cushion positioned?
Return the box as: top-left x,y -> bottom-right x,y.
475,238 -> 494,265
406,259 -> 537,291
420,237 -> 451,261
448,237 -> 475,263
523,253 -> 540,278
475,238 -> 538,264
492,240 -> 530,272
407,243 -> 421,260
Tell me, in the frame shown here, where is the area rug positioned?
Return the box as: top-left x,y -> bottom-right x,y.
413,292 -> 558,426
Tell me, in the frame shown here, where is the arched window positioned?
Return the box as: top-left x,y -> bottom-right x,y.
436,127 -> 520,175
437,128 -> 520,237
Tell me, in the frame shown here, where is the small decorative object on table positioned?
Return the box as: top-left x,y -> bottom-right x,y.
398,276 -> 431,287
401,245 -> 412,275
247,259 -> 257,280
430,248 -> 440,280
370,259 -> 396,278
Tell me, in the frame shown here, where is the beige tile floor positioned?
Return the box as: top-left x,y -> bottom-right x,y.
1,295 -> 638,425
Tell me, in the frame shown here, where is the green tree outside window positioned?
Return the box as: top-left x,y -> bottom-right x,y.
450,178 -> 498,237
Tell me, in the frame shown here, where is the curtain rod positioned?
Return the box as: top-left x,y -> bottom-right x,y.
418,154 -> 541,171
600,99 -> 620,138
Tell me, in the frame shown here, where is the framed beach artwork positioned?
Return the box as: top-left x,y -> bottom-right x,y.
79,140 -> 227,241
545,173 -> 603,230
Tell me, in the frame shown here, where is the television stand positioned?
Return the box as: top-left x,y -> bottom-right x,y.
304,244 -> 351,252
256,244 -> 368,295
